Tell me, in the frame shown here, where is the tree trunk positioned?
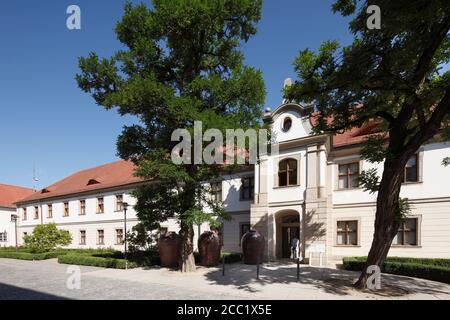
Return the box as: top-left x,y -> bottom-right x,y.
354,159 -> 404,289
179,222 -> 196,272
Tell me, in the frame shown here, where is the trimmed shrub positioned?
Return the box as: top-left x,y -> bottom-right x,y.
0,251 -> 60,260
221,252 -> 243,264
58,254 -> 137,269
342,256 -> 450,284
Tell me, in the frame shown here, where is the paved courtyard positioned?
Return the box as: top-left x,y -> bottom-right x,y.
0,258 -> 449,300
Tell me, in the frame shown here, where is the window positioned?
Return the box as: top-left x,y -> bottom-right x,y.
402,154 -> 418,183
337,221 -> 358,245
278,158 -> 298,187
97,197 -> 104,214
116,229 -> 124,245
338,162 -> 359,189
241,177 -> 254,201
23,208 -> 27,220
115,195 -> 124,211
393,218 -> 418,246
239,223 -> 251,245
282,117 -> 292,132
0,232 -> 7,242
79,200 -> 86,215
34,206 -> 39,220
211,182 -> 222,203
23,232 -> 28,238
47,204 -> 53,218
63,202 -> 69,217
97,230 -> 105,245
79,230 -> 86,245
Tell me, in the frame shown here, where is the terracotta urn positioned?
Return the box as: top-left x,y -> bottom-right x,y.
241,229 -> 265,265
198,231 -> 222,267
158,231 -> 180,268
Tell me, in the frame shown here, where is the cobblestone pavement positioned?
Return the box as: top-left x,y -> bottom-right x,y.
0,258 -> 449,300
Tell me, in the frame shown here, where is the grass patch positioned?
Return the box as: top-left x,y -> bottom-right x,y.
343,256 -> 450,284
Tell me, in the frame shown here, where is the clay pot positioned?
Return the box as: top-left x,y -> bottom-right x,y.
241,229 -> 265,265
198,231 -> 222,267
158,231 -> 180,268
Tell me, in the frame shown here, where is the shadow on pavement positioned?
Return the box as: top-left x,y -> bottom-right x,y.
204,261 -> 450,297
0,283 -> 69,300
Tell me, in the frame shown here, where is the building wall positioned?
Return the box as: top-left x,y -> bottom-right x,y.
0,207 -> 16,247
15,172 -> 253,253
331,198 -> 450,259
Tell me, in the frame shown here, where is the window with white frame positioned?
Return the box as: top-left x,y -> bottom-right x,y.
115,195 -> 124,211
79,200 -> 86,215
97,197 -> 104,214
0,232 -> 7,242
97,230 -> 105,245
337,220 -> 358,245
79,230 -> 86,245
393,218 -> 418,246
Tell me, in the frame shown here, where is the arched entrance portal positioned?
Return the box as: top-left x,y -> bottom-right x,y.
275,210 -> 301,259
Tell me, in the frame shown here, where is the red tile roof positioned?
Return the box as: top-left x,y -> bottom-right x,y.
309,113 -> 382,148
0,184 -> 34,209
17,160 -> 143,204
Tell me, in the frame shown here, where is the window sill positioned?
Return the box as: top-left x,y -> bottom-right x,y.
391,245 -> 421,248
96,212 -> 104,214
401,181 -> 422,185
273,185 -> 300,189
334,187 -> 363,192
334,245 -> 360,248
114,210 -> 124,213
79,214 -> 86,216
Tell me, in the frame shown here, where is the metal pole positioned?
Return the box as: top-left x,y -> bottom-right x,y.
124,207 -> 127,270
257,263 -> 260,280
15,219 -> 18,252
222,254 -> 225,276
297,257 -> 300,282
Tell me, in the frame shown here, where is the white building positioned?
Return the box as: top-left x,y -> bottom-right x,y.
5,102 -> 450,264
0,184 -> 34,247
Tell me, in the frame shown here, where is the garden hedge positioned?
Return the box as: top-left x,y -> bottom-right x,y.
0,251 -> 60,260
343,256 -> 450,284
58,254 -> 137,269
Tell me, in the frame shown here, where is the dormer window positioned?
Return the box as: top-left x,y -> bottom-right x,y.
87,179 -> 100,186
282,117 -> 292,132
41,188 -> 50,194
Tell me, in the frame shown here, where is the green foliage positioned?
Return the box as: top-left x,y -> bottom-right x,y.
343,256 -> 450,284
396,198 -> 412,222
126,223 -> 157,252
58,254 -> 137,269
24,223 -> 72,253
286,0 -> 450,156
358,168 -> 380,193
360,135 -> 387,163
0,251 -> 60,260
76,1 -> 266,252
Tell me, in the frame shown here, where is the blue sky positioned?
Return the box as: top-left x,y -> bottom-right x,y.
0,0 -> 352,188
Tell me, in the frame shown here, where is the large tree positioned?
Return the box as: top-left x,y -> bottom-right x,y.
286,0 -> 450,288
76,0 -> 265,272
